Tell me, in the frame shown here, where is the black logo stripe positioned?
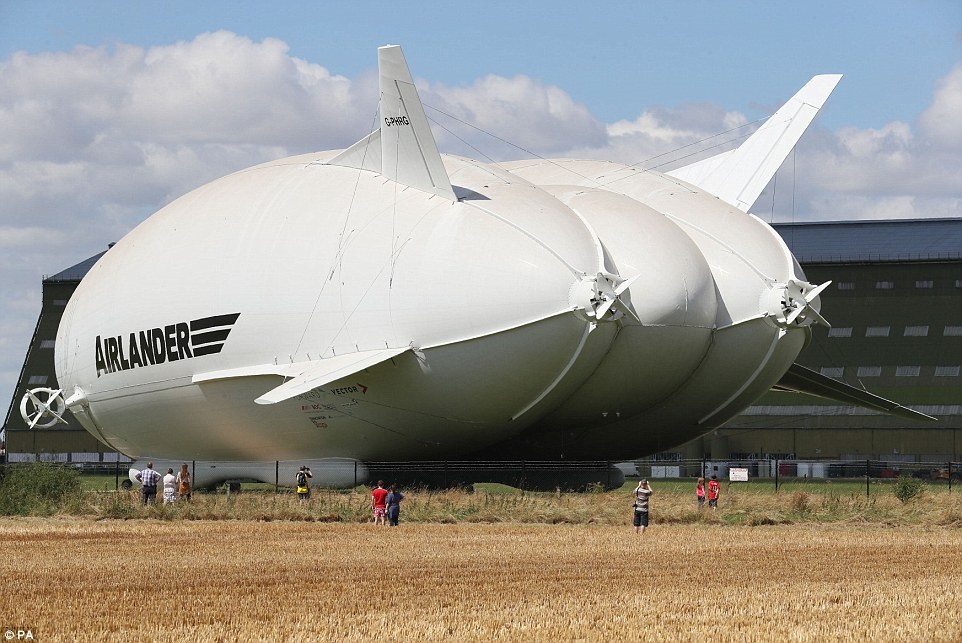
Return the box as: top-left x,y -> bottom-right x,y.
191,329 -> 232,346
191,344 -> 224,357
188,312 -> 240,357
190,313 -> 241,332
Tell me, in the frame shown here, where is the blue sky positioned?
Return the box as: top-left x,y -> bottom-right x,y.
1,0 -> 961,423
2,1 -> 960,128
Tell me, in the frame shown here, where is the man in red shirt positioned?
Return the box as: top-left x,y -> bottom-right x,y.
371,480 -> 388,525
707,475 -> 720,510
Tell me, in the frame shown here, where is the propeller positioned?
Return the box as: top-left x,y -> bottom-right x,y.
770,279 -> 832,328
20,387 -> 68,429
577,272 -> 641,326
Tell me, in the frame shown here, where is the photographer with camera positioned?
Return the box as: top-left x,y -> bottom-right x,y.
295,465 -> 313,502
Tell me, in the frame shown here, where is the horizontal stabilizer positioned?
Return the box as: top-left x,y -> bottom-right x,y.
668,74 -> 842,212
255,347 -> 410,405
329,45 -> 455,200
192,363 -> 304,384
773,363 -> 936,422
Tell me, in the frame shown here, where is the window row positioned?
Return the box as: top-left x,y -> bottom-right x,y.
819,366 -> 960,378
835,279 -> 962,291
827,325 -> 962,338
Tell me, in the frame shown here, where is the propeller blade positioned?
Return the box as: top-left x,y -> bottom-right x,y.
595,295 -> 616,320
807,306 -> 831,329
806,280 -> 831,301
785,305 -> 805,325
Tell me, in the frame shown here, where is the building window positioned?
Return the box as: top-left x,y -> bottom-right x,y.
836,282 -> 855,291
914,280 -> 934,289
903,326 -> 929,337
935,366 -> 960,377
857,366 -> 881,377
40,339 -> 56,349
865,326 -> 890,337
895,366 -> 920,377
955,279 -> 962,288
945,326 -> 962,336
53,299 -> 67,307
27,375 -> 48,385
820,367 -> 844,378
827,327 -> 853,338
875,281 -> 895,290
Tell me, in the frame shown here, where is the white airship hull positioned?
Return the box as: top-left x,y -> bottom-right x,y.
50,46 -> 853,478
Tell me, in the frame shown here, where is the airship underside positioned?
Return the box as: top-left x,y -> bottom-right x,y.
44,45 -> 932,484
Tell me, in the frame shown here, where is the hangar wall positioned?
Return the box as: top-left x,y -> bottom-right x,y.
1,248 -> 117,461
680,219 -> 962,462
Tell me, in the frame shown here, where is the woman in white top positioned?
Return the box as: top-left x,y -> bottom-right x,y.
162,468 -> 177,504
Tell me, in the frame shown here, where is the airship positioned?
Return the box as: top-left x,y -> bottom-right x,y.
33,45 -> 931,489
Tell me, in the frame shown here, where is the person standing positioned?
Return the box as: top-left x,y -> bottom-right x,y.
176,464 -> 192,501
696,477 -> 706,511
371,480 -> 388,525
707,474 -> 720,510
162,468 -> 177,504
386,485 -> 405,527
136,462 -> 160,505
295,466 -> 312,503
632,479 -> 653,535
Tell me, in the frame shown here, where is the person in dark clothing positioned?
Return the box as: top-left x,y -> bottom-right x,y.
386,485 -> 405,526
136,462 -> 160,505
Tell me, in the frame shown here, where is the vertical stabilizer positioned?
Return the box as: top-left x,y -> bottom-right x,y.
330,45 -> 455,200
667,74 -> 842,212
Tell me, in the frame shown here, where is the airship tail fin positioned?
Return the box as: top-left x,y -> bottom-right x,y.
254,347 -> 410,405
773,363 -> 936,422
667,74 -> 842,212
330,45 -> 456,201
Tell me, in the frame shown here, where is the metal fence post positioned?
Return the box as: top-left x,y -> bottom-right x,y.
865,459 -> 870,498
774,459 -> 779,493
275,461 -> 279,493
949,462 -> 954,493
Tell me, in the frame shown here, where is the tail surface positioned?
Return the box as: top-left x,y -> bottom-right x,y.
668,74 -> 842,212
330,45 -> 456,200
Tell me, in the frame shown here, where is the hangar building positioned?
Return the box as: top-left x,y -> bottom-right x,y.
3,219 -> 961,465
681,218 -> 962,463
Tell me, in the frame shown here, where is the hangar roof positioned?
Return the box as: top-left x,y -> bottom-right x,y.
45,247 -> 110,283
773,218 -> 962,264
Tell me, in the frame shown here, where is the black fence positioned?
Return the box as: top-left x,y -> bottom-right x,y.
632,458 -> 959,495
1,457 -> 958,494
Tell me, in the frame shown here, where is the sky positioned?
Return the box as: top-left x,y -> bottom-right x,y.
1,0 -> 961,421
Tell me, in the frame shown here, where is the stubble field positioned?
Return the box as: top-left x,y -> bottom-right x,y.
2,518 -> 961,641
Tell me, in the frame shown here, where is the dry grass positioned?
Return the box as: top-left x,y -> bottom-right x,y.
1,519 -> 961,641
75,481 -> 962,528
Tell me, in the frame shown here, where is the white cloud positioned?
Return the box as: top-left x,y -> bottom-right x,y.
0,225 -> 69,249
919,62 -> 962,149
423,74 -> 606,159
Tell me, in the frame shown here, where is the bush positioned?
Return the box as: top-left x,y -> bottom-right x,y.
893,475 -> 924,503
0,462 -> 84,515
